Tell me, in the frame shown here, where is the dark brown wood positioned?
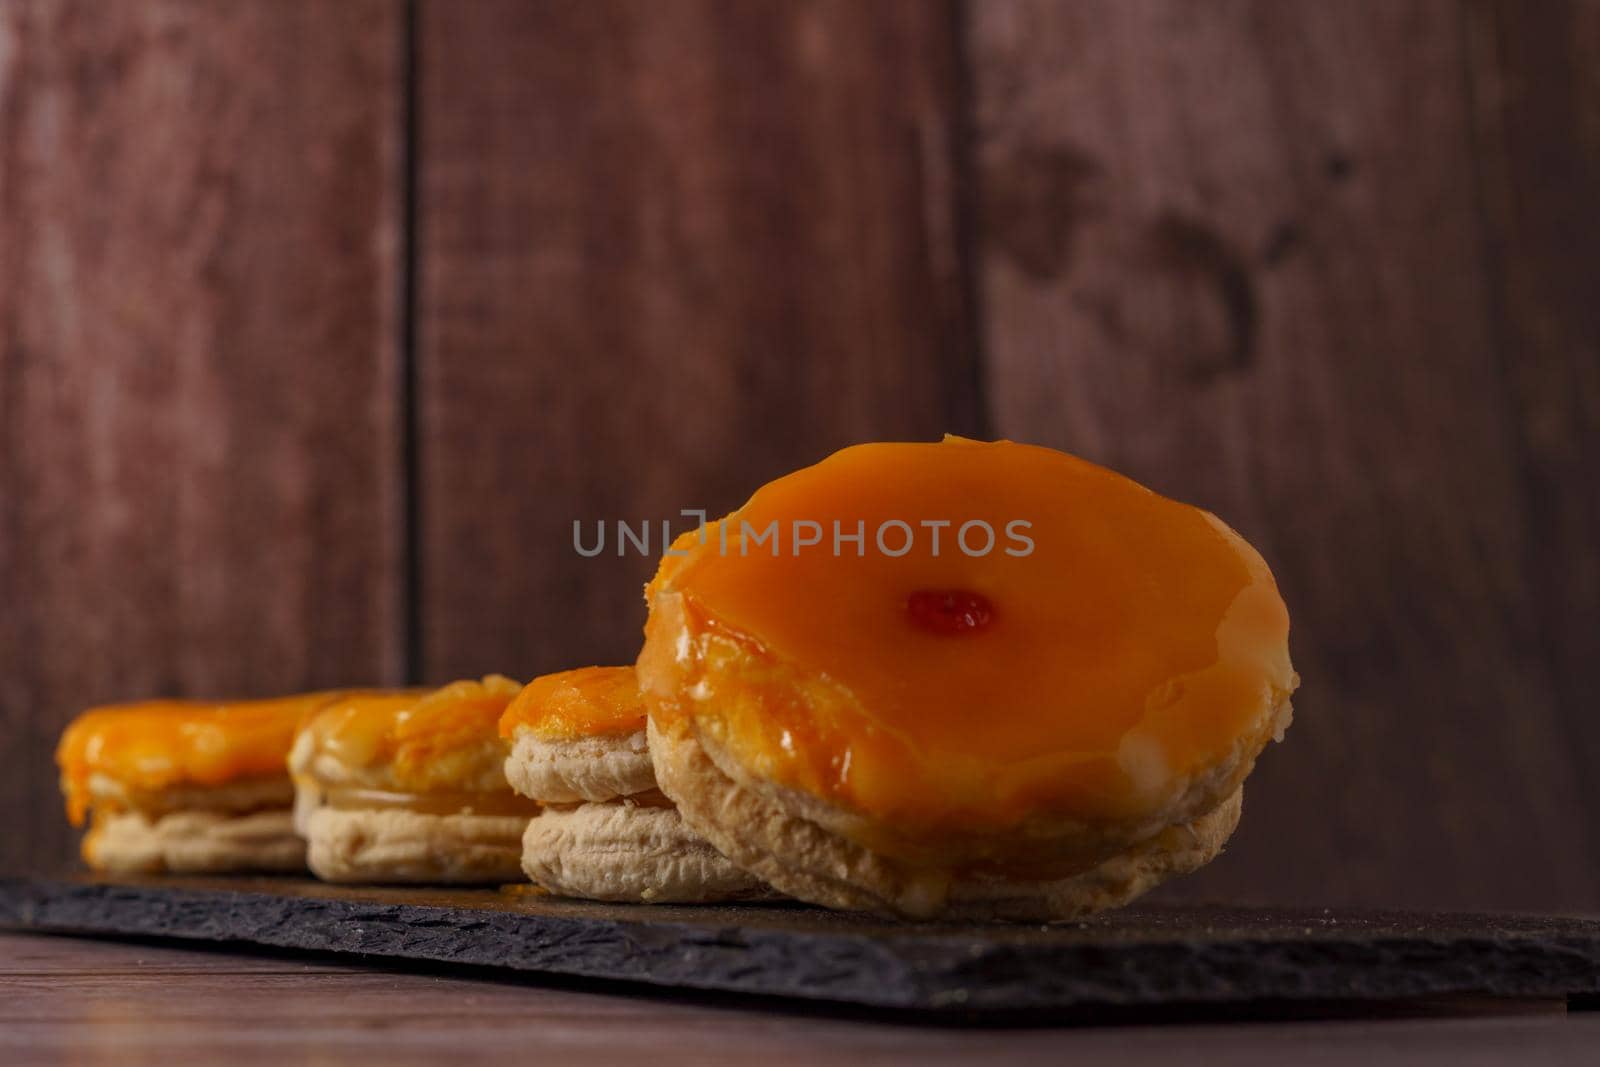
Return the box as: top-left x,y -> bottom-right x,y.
1462,0 -> 1600,869
6,930 -> 1592,1065
7,875 -> 1600,1014
415,0 -> 983,682
0,0 -> 405,874
969,0 -> 1600,911
4,0 -> 1596,921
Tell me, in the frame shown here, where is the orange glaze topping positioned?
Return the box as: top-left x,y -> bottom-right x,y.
294,676 -> 520,794
500,666 -> 648,742
56,691 -> 347,826
639,437 -> 1297,835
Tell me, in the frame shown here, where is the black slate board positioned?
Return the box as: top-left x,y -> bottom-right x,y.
3,875 -> 1599,1014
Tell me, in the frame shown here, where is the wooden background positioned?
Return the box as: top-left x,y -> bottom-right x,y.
1,0 -> 1595,912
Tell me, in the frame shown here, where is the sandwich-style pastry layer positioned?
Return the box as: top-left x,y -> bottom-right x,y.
501,667 -> 654,803
57,692 -> 345,873
502,666 -> 768,903
84,809 -> 306,875
291,676 -> 532,883
639,437 -> 1298,919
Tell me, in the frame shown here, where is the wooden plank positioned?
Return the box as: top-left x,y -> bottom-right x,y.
1462,0 -> 1600,868
416,0 -> 981,682
968,0 -> 1599,909
6,932 -> 1591,1067
0,0 -> 405,874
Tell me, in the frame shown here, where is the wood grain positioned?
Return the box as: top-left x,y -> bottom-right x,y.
1462,0 -> 1600,869
415,0 -> 983,682
0,0 -> 404,874
1,932 -> 1594,1065
3,0 -> 1596,917
969,0 -> 1599,910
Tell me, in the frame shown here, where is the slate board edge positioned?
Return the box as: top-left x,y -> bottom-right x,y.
3,877 -> 1598,1013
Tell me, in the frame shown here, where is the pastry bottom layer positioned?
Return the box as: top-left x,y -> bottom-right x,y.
302,806 -> 528,884
85,808 -> 305,874
651,715 -> 1245,921
520,800 -> 769,903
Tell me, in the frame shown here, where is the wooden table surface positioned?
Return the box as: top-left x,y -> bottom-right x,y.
4,931 -> 1596,1066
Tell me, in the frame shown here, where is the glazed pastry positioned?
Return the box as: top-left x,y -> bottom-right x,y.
57,692 -> 347,873
290,676 -> 533,883
502,666 -> 767,903
639,437 -> 1298,921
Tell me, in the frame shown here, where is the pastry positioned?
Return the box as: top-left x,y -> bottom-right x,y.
56,692 -> 346,873
639,437 -> 1298,920
290,676 -> 533,883
502,666 -> 767,903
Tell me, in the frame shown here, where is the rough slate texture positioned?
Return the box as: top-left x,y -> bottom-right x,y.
2,876 -> 1597,1014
